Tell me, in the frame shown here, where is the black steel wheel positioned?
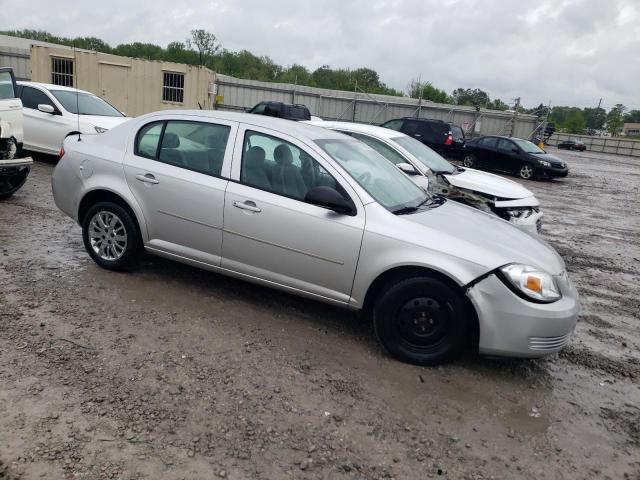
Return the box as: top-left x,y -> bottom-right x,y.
0,166 -> 30,200
373,276 -> 472,365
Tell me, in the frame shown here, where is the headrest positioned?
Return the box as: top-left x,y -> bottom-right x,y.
245,146 -> 266,168
162,132 -> 180,149
274,144 -> 293,165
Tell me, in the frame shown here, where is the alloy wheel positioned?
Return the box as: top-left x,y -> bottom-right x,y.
519,165 -> 534,179
88,211 -> 128,261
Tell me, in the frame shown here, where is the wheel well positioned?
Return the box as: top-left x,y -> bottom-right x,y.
66,131 -> 81,138
362,266 -> 479,345
77,190 -> 141,238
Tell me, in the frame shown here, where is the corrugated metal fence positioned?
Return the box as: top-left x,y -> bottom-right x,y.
546,133 -> 640,158
0,47 -> 30,80
213,74 -> 539,139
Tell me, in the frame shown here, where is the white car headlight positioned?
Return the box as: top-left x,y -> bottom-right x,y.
94,126 -> 108,134
538,159 -> 551,167
499,264 -> 561,303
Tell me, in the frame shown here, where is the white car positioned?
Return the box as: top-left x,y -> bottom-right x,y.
16,81 -> 129,155
308,121 -> 544,234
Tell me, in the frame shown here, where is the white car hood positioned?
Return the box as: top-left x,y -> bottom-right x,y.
81,115 -> 130,130
443,167 -> 533,200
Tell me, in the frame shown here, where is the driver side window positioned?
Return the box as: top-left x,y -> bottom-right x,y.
240,130 -> 337,201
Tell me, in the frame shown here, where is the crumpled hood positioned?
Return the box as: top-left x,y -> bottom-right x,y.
401,200 -> 564,275
443,167 -> 534,200
80,115 -> 130,131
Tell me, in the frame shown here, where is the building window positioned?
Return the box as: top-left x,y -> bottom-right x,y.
51,57 -> 74,87
162,72 -> 184,103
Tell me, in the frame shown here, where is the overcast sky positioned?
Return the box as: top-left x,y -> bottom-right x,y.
3,0 -> 639,109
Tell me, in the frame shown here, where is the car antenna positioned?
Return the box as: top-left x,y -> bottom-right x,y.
73,42 -> 81,142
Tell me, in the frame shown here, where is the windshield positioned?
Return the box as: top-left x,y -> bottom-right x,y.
315,138 -> 429,213
512,138 -> 544,154
392,136 -> 456,174
51,90 -> 123,117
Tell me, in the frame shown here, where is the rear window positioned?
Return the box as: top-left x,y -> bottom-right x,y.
450,125 -> 464,141
289,106 -> 311,121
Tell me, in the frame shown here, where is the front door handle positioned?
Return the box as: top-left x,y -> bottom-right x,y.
135,173 -> 159,184
233,200 -> 261,213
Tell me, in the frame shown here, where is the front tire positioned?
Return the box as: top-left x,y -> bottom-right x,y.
518,164 -> 535,180
372,276 -> 471,365
82,201 -> 140,271
0,166 -> 30,200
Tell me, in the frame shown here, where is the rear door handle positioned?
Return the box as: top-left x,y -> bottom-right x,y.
233,200 -> 261,213
135,173 -> 159,184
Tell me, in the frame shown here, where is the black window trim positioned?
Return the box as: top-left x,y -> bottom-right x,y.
133,119 -> 231,180
239,129 -> 357,215
19,85 -> 61,114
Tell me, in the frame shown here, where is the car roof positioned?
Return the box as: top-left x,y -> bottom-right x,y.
17,81 -> 93,96
137,110 -> 347,141
305,120 -> 407,140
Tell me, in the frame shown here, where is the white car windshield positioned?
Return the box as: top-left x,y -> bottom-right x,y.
316,138 -> 431,214
51,90 -> 124,117
392,136 -> 456,174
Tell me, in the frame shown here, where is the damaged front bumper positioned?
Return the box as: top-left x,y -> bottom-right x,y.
493,197 -> 544,234
466,272 -> 579,358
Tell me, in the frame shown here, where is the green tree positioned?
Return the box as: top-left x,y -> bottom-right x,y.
623,109 -> 640,123
407,78 -> 451,103
606,104 -> 626,136
583,107 -> 606,131
451,88 -> 490,108
186,29 -> 221,69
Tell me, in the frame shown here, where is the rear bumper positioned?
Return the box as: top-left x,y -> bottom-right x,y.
467,273 -> 579,358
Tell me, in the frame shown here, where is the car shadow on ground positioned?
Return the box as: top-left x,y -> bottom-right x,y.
121,251 -> 550,380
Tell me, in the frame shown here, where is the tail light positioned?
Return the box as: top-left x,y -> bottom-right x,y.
444,134 -> 453,146
59,146 -> 65,160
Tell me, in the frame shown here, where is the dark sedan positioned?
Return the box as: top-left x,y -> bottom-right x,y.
462,136 -> 569,180
558,139 -> 587,151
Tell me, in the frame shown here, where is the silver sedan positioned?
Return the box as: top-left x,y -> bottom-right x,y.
52,111 -> 579,365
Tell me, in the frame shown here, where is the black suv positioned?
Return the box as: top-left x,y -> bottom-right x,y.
248,101 -> 311,121
463,136 -> 569,180
380,117 -> 466,158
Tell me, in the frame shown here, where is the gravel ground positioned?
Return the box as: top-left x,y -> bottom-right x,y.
0,148 -> 639,479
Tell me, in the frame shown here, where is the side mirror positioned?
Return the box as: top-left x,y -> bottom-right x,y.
396,162 -> 419,176
305,186 -> 354,215
38,104 -> 55,114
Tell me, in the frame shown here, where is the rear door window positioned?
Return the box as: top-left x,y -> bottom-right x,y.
134,120 -> 231,177
496,138 -> 514,153
450,125 -> 465,141
479,137 -> 498,149
20,86 -> 54,110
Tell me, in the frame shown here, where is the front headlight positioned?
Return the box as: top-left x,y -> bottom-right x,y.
94,126 -> 108,134
538,159 -> 551,167
498,264 -> 561,303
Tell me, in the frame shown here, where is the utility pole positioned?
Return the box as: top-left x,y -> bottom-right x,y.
593,98 -> 603,135
509,97 -> 520,137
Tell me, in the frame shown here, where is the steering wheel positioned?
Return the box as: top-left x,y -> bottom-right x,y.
358,171 -> 372,184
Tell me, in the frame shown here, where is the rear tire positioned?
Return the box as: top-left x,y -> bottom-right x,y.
462,154 -> 477,168
82,201 -> 140,271
372,276 -> 471,365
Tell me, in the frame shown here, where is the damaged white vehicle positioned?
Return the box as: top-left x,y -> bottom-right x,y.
308,121 -> 544,234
